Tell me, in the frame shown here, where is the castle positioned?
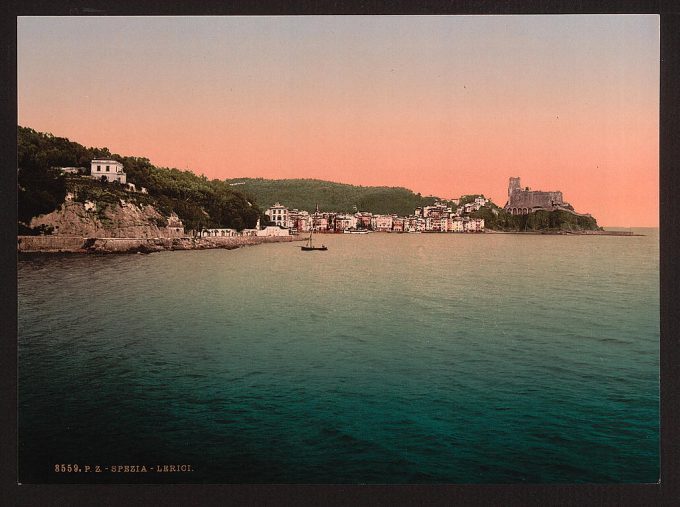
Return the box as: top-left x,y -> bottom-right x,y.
504,177 -> 574,215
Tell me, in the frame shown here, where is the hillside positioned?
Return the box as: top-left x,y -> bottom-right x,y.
470,205 -> 600,232
18,126 -> 263,233
18,126 -> 600,235
225,177 -> 455,216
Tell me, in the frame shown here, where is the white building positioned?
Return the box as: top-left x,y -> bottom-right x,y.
256,226 -> 290,237
201,228 -> 238,237
265,202 -> 289,228
334,214 -> 357,232
451,218 -> 465,233
371,215 -> 393,232
464,218 -> 485,232
91,159 -> 126,184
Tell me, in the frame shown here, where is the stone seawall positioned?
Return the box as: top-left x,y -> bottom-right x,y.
18,235 -> 294,254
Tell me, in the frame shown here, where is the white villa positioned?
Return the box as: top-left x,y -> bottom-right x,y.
265,202 -> 289,228
91,159 -> 126,184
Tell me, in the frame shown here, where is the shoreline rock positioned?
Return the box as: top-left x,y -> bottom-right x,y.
17,235 -> 296,254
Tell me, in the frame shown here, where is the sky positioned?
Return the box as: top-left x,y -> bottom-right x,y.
17,15 -> 659,226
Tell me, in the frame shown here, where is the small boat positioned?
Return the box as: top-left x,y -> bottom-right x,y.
343,228 -> 369,234
301,229 -> 328,251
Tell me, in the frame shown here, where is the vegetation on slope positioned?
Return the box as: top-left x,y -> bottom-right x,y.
470,206 -> 600,232
18,126 -> 599,235
18,126 -> 263,232
224,177 -> 457,216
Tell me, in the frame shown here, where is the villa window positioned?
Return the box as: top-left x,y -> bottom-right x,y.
106,166 -> 110,172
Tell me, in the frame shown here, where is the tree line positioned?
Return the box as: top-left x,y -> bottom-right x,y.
18,126 -> 264,232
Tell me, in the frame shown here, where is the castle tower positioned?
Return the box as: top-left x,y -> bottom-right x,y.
508,177 -> 521,198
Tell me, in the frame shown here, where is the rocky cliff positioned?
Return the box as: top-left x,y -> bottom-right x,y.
29,197 -> 185,238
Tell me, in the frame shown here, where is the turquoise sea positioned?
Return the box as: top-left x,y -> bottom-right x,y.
18,230 -> 659,483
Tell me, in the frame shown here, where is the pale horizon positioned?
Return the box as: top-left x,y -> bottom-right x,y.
18,15 -> 659,227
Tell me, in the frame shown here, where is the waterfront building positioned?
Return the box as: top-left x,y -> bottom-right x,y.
335,214 -> 357,232
325,212 -> 338,231
312,215 -> 329,232
392,217 -> 405,232
265,202 -> 289,228
425,216 -> 441,232
371,215 -> 393,232
407,216 -> 426,232
288,209 -> 311,233
404,216 -> 421,232
355,212 -> 373,230
91,159 -> 126,184
451,218 -> 465,233
464,217 -> 485,232
201,228 -> 237,237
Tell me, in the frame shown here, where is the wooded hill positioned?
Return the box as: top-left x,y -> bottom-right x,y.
18,126 -> 263,233
224,177 -> 455,216
17,126 -> 599,235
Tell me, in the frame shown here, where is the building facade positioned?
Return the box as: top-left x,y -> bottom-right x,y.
91,159 -> 126,184
265,202 -> 290,228
334,214 -> 357,232
371,215 -> 393,232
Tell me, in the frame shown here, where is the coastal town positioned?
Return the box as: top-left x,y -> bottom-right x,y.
259,199 -> 487,235
209,176 -> 589,237
54,159 -> 600,239
17,150 -> 613,255
59,158 -> 489,238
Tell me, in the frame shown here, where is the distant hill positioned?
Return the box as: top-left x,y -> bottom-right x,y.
225,177 -> 454,216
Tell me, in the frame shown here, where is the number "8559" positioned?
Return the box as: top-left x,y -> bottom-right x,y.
54,464 -> 81,473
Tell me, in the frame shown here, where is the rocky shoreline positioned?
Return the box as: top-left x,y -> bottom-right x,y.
17,235 -> 296,254
483,229 -> 642,236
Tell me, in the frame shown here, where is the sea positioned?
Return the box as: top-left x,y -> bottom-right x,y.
17,229 -> 659,483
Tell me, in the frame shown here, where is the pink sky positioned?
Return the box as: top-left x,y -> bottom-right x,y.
18,16 -> 659,226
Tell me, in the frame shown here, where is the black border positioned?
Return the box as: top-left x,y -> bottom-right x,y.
3,1 -> 678,505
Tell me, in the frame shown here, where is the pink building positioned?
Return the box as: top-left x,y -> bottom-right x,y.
355,213 -> 372,230
371,215 -> 393,232
464,218 -> 485,232
392,217 -> 405,232
334,215 -> 357,232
